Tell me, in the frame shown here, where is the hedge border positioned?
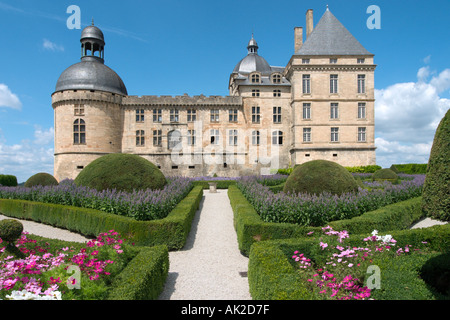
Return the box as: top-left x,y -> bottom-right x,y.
0,186 -> 203,250
248,225 -> 450,300
228,185 -> 425,256
107,245 -> 169,300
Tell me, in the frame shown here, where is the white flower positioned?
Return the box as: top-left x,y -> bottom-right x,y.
5,290 -> 62,300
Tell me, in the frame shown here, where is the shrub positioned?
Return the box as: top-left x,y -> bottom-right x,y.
390,164 -> 427,174
0,219 -> 23,243
372,168 -> 399,183
345,165 -> 382,173
422,109 -> 450,221
24,173 -> 58,188
74,153 -> 166,193
0,175 -> 18,187
283,160 -> 359,196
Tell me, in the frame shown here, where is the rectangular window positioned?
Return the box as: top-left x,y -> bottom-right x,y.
170,109 -> 179,122
273,90 -> 281,97
330,103 -> 339,119
358,127 -> 366,142
331,127 -> 339,142
187,130 -> 196,146
303,128 -> 311,142
273,107 -> 282,123
303,103 -> 311,119
153,130 -> 162,146
210,129 -> 219,145
187,109 -> 196,122
73,119 -> 86,145
136,130 -> 145,146
229,109 -> 238,122
210,109 -> 219,122
358,75 -> 366,94
330,58 -> 337,64
330,74 -> 338,94
153,109 -> 162,122
358,102 -> 366,119
228,129 -> 238,146
74,104 -> 84,116
302,74 -> 311,94
252,130 -> 260,146
302,58 -> 310,64
136,109 -> 144,122
357,58 -> 365,64
252,106 -> 260,123
252,89 -> 260,97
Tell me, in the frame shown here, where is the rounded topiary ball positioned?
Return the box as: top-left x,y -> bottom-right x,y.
422,109 -> 449,221
25,172 -> 59,187
74,153 -> 167,193
372,168 -> 399,182
0,219 -> 24,243
283,160 -> 359,196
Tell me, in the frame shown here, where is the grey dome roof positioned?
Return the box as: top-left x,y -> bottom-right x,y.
55,57 -> 128,95
54,23 -> 127,95
232,35 -> 272,75
81,25 -> 104,43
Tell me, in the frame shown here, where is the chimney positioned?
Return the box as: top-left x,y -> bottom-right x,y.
306,9 -> 313,39
294,27 -> 303,52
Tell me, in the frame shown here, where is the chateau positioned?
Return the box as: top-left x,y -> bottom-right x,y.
52,7 -> 376,181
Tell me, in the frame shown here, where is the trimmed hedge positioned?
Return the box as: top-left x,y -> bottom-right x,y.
192,180 -> 236,189
0,175 -> 18,187
228,185 -> 425,256
0,186 -> 203,250
248,224 -> 450,300
345,165 -> 382,173
391,164 -> 428,174
25,173 -> 58,188
107,245 -> 169,300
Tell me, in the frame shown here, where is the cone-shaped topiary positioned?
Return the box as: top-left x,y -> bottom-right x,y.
422,109 -> 450,221
24,172 -> 59,187
74,153 -> 167,193
372,168 -> 398,183
283,160 -> 359,196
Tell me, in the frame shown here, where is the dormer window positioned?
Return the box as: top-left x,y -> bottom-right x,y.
272,74 -> 281,84
251,74 -> 260,83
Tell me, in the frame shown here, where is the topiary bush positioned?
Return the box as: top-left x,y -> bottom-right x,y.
74,153 -> 167,193
0,174 -> 18,187
422,109 -> 450,221
372,168 -> 399,183
0,219 -> 23,243
24,172 -> 58,188
283,160 -> 359,196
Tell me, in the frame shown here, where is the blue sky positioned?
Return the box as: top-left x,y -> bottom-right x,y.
0,0 -> 449,182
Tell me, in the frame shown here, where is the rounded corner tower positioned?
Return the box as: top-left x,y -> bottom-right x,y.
52,22 -> 127,181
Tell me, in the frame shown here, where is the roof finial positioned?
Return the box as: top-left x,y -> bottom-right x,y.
92,17 -> 94,26
326,4 -> 329,11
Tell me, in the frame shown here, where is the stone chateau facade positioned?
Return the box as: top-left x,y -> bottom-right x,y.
52,8 -> 376,181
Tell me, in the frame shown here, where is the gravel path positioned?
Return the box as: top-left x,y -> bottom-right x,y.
158,189 -> 252,300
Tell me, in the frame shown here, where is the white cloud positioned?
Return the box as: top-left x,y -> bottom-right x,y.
375,66 -> 450,168
43,39 -> 64,52
0,84 -> 22,110
0,126 -> 54,183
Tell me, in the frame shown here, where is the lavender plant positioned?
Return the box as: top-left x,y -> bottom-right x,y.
236,175 -> 425,226
0,177 -> 193,221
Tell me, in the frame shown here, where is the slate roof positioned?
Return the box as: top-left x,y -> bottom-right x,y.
296,8 -> 373,56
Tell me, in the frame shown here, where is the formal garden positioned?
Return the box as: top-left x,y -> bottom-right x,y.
0,110 -> 448,300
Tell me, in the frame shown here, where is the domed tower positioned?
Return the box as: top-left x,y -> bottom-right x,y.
52,22 -> 127,181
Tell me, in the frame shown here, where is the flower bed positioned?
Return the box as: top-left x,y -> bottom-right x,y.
248,224 -> 450,300
236,175 -> 424,226
0,177 -> 193,221
0,231 -> 169,300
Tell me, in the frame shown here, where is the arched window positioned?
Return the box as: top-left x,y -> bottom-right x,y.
252,130 -> 260,146
272,130 -> 283,145
168,130 -> 182,150
73,119 -> 86,144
